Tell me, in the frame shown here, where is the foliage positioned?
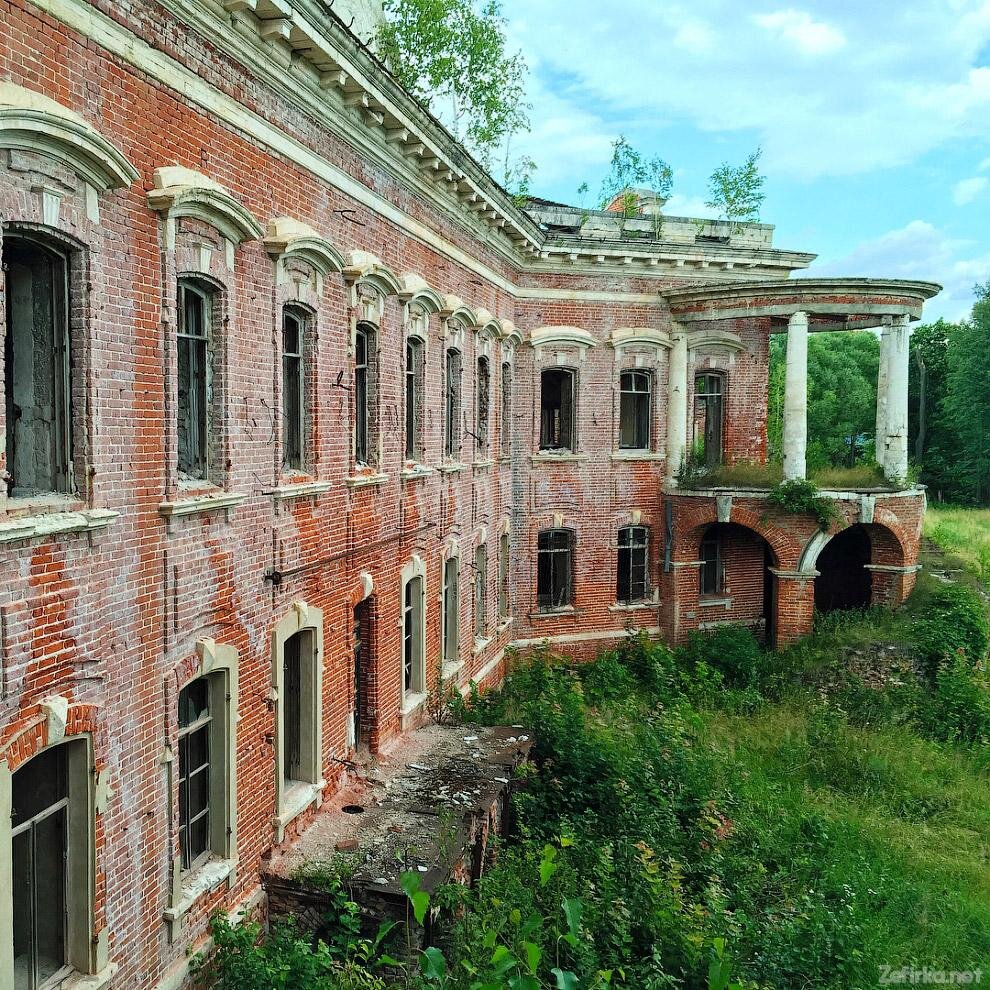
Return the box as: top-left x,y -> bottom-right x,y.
767,478 -> 840,531
925,505 -> 990,583
377,0 -> 530,170
705,149 -> 765,225
597,136 -> 673,238
909,582 -> 989,678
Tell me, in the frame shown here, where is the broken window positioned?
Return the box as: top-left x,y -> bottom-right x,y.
445,348 -> 461,458
476,356 -> 490,455
403,575 -> 424,696
700,530 -> 723,596
282,306 -> 306,471
540,368 -> 575,451
537,528 -> 574,610
475,543 -> 488,638
619,370 -> 652,450
500,361 -> 512,456
498,531 -> 510,620
177,677 -> 212,872
405,338 -> 423,462
280,628 -> 318,793
177,279 -> 213,480
617,526 -> 650,603
694,373 -> 724,467
3,234 -> 73,497
443,556 -> 459,666
355,324 -> 377,465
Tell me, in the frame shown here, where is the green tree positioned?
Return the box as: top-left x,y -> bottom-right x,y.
706,148 -> 766,225
943,288 -> 990,503
377,0 -> 530,171
598,135 -> 673,236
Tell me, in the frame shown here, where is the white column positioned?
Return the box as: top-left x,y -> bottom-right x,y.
782,311 -> 809,481
884,314 -> 910,483
665,327 -> 689,485
875,321 -> 892,473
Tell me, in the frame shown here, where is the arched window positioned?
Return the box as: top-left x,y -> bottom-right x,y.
282,305 -> 307,471
280,629 -> 319,791
177,278 -> 217,480
355,324 -> 378,465
540,368 -> 575,451
445,348 -> 462,458
537,528 -> 574,610
3,233 -> 73,496
405,338 -> 424,462
619,370 -> 652,450
694,372 -> 725,467
617,526 -> 650,603
476,356 -> 490,454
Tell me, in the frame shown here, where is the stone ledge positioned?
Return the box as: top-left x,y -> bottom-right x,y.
530,452 -> 589,465
273,480 -> 333,501
345,472 -> 389,489
611,451 -> 665,462
437,462 -> 467,475
609,600 -> 659,612
401,464 -> 435,481
60,962 -> 118,990
164,856 -> 237,930
275,779 -> 326,842
0,508 -> 118,543
159,492 -> 247,519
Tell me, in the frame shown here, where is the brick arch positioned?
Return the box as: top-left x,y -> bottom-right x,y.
0,700 -> 100,772
799,519 -> 906,572
676,504 -> 795,568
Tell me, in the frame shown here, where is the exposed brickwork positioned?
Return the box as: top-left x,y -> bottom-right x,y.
0,2 -> 931,987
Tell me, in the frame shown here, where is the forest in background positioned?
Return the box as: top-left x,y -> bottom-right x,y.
767,283 -> 990,503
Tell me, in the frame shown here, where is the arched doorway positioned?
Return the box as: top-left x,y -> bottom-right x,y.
696,523 -> 778,645
814,524 -> 873,612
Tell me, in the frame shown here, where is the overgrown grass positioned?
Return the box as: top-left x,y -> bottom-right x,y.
925,504 -> 990,584
811,462 -> 890,489
680,460 -> 892,491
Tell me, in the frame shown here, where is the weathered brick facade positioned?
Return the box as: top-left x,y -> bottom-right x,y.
0,2 -> 936,987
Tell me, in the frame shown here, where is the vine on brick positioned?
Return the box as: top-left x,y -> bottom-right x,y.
767,478 -> 840,532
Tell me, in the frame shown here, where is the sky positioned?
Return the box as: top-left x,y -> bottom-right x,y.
497,0 -> 990,321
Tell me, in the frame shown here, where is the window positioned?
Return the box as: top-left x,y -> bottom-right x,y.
540,369 -> 575,451
177,279 -> 216,480
617,526 -> 650,603
445,348 -> 462,458
474,544 -> 488,638
476,356 -> 490,455
12,745 -> 70,989
700,531 -> 722,596
500,361 -> 512,456
282,307 -> 306,471
498,531 -> 510,620
177,677 -> 212,872
405,338 -> 424,461
537,529 -> 574,610
403,575 -> 425,697
443,556 -> 459,667
355,324 -> 377,465
619,370 -> 652,450
694,373 -> 724,467
3,234 -> 73,496
280,629 -> 319,795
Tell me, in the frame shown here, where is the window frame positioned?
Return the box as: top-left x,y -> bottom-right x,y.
619,369 -> 652,451
539,368 -> 576,452
474,543 -> 488,639
444,347 -> 462,459
402,570 -> 426,706
498,530 -> 510,620
281,304 -> 308,473
694,371 -> 726,468
177,678 -> 213,874
475,356 -> 491,456
176,277 -> 216,481
442,555 -> 460,670
500,360 -> 512,458
700,530 -> 723,597
354,323 -> 375,466
404,337 -> 424,462
616,525 -> 651,604
537,528 -> 575,611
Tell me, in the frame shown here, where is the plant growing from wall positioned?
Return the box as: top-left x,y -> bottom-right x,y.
598,136 -> 673,238
377,0 -> 531,176
767,478 -> 840,532
706,148 -> 766,227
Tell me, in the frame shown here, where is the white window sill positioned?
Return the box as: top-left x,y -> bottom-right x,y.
0,507 -> 118,543
401,691 -> 428,717
164,856 -> 237,926
472,459 -> 495,470
699,596 -> 732,609
530,606 -> 577,619
56,962 -> 118,990
497,617 -> 513,632
345,472 -> 388,489
441,660 -> 463,681
473,635 -> 493,655
437,462 -> 467,475
531,452 -> 588,464
401,463 -> 435,481
276,779 -> 325,837
159,491 -> 247,519
611,451 -> 665,462
273,480 -> 332,501
609,600 -> 657,612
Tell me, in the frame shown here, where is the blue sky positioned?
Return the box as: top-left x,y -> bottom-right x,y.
498,0 -> 990,321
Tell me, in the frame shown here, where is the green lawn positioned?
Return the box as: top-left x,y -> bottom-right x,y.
925,504 -> 990,583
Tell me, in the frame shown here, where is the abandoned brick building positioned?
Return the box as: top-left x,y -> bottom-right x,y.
0,0 -> 939,987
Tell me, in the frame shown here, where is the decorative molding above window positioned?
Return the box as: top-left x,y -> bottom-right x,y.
440,294 -> 480,334
342,249 -> 402,295
398,273 -> 444,317
499,319 -> 522,348
529,326 -> 597,361
148,166 -> 264,244
609,326 -> 672,360
264,216 -> 345,276
687,328 -> 747,354
0,82 -> 139,193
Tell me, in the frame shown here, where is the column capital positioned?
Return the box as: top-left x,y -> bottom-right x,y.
787,310 -> 809,327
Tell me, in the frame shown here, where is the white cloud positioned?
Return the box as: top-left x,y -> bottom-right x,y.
810,220 -> 989,321
663,193 -> 718,218
500,0 -> 990,179
953,175 -> 988,205
753,10 -> 846,55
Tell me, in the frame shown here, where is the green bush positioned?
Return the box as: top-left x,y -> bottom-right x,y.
678,626 -> 767,689
910,583 -> 989,677
915,657 -> 990,744
579,652 -> 637,706
767,478 -> 841,531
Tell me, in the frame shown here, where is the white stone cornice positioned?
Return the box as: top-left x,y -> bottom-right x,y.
529,326 -> 597,360
609,327 -> 672,360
